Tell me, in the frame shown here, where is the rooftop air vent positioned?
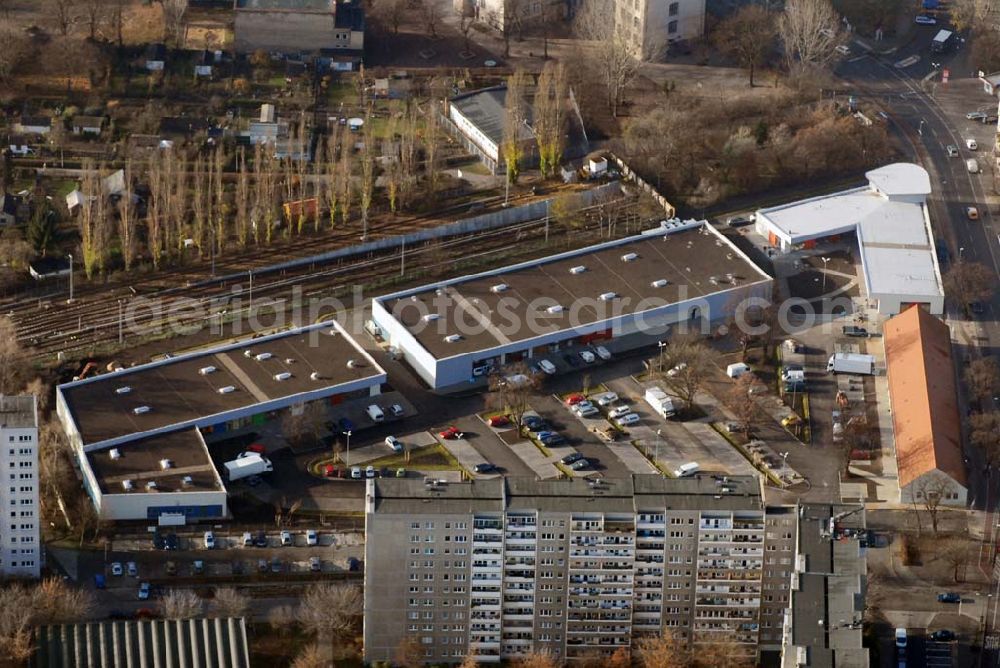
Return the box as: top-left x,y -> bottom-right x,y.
599,292 -> 617,301
218,386 -> 236,394
243,350 -> 253,358
284,358 -> 295,364
569,265 -> 587,274
621,252 -> 638,262
546,305 -> 563,314
310,372 -> 322,381
650,279 -> 668,288
159,458 -> 173,470
181,476 -> 193,487
254,352 -> 272,361
121,479 -> 134,492
115,386 -> 131,395
435,287 -> 446,296
109,448 -> 121,460
145,481 -> 158,491
491,283 -> 508,293
198,366 -> 217,375
347,359 -> 364,368
133,406 -> 151,415
422,313 -> 440,323
273,372 -> 292,381
444,334 -> 463,343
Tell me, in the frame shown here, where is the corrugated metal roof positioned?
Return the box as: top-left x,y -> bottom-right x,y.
35,617 -> 250,668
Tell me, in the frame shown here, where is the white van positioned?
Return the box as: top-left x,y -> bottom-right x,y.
726,362 -> 750,379
674,462 -> 700,477
894,627 -> 907,649
366,404 -> 384,422
967,158 -> 980,174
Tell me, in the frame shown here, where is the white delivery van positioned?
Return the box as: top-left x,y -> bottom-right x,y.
726,362 -> 750,379
967,158 -> 980,174
674,462 -> 700,477
366,404 -> 385,422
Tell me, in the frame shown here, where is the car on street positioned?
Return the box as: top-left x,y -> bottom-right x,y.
834,44 -> 850,55
488,415 -> 511,428
967,138 -> 979,150
540,433 -> 566,446
579,350 -> 596,364
270,559 -> 283,574
937,592 -> 961,603
310,556 -> 322,572
365,465 -> 376,478
523,415 -> 547,431
667,362 -> 687,377
204,531 -> 215,549
474,463 -> 498,474
389,403 -> 405,417
562,353 -> 581,368
561,452 -> 584,465
930,629 -> 956,641
594,392 -> 618,406
914,14 -> 937,24
595,346 -> 612,361
242,532 -> 253,547
967,111 -> 988,121
574,404 -> 599,418
439,426 -> 464,440
565,394 -> 586,406
726,215 -> 753,228
137,582 -> 151,601
385,435 -> 403,452
967,206 -> 979,220
254,531 -> 269,548
946,144 -> 959,157
111,562 -> 123,576
280,530 -> 293,547
306,529 -> 319,546
571,458 -> 591,471
350,466 -> 362,479
608,405 -> 632,419
538,359 -> 557,375
842,325 -> 868,337
127,562 -> 137,577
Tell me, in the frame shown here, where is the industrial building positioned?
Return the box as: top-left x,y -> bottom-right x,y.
56,321 -> 386,521
883,307 -> 967,507
0,395 -> 39,579
363,475 -> 799,664
781,504 -> 869,668
370,222 -> 772,391
233,0 -> 365,62
754,163 -> 944,315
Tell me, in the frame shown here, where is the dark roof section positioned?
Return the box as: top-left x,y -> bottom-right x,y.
236,0 -> 334,10
35,617 -> 250,668
85,428 -> 222,494
28,256 -> 71,278
145,43 -> 167,60
449,85 -> 533,148
335,1 -> 365,30
19,116 -> 51,128
159,116 -> 212,135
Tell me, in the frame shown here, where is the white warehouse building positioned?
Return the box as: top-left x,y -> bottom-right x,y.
56,321 -> 386,522
370,222 -> 773,391
754,163 -> 945,316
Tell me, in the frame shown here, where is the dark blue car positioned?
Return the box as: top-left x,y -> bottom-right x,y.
937,592 -> 960,603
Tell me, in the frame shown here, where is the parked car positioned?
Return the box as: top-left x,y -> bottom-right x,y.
667,362 -> 687,377
165,533 -> 179,551
594,392 -> 618,406
572,400 -> 595,413
562,353 -> 581,368
781,415 -> 802,428
523,416 -> 547,431
570,458 -> 591,471
842,325 -> 868,337
439,426 -> 464,440
538,359 -> 557,375
389,403 -> 405,417
366,465 -> 376,478
257,559 -> 268,573
204,531 -> 215,549
152,532 -> 166,550
565,394 -> 586,406
306,529 -> 319,546
574,404 -> 599,418
270,559 -> 283,573
111,562 -> 123,576
351,466 -> 362,479
193,560 -> 204,575
579,350 -> 596,364
946,144 -> 959,157
540,433 -> 566,446
967,111 -> 988,121
127,562 -> 137,577
930,629 -> 956,641
727,215 -> 753,227
94,574 -> 106,590
595,346 -> 612,361
615,413 -> 641,427
488,415 -> 511,428
310,556 -> 322,572
970,301 -> 985,315
254,531 -> 268,548
137,582 -> 151,601
608,405 -> 632,419
937,592 -> 961,603
242,532 -> 253,547
967,138 -> 978,150
967,206 -> 979,220
166,561 -> 177,576
396,468 -> 407,477
914,14 -> 937,24
246,443 -> 266,454
280,530 -> 293,547
385,435 -> 403,452
561,452 -> 583,465
474,463 -> 497,474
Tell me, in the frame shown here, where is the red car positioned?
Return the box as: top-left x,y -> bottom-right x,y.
323,464 -> 336,477
247,443 -> 266,454
488,415 -> 511,428
565,394 -> 586,406
439,426 -> 465,440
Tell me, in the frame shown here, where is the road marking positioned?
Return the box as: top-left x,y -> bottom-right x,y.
847,55 -> 869,63
895,55 -> 921,68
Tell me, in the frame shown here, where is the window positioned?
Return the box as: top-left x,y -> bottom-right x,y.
668,20 -> 678,34
668,1 -> 678,16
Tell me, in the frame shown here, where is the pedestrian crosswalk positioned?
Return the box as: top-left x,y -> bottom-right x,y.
925,640 -> 952,667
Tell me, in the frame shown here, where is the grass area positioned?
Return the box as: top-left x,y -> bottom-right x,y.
633,440 -> 671,475
360,443 -> 459,471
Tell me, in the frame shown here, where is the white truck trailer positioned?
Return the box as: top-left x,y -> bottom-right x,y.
644,386 -> 678,418
224,453 -> 273,481
826,353 -> 875,375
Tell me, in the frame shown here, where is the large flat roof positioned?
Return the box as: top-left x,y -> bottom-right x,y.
757,164 -> 942,301
86,428 -> 222,495
884,307 -> 966,490
377,224 -> 771,360
450,86 -> 534,149
60,321 -> 384,448
236,0 -> 333,10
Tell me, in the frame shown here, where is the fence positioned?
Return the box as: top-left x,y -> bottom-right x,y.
608,153 -> 676,219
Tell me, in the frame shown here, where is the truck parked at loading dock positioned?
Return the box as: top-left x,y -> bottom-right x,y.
644,386 -> 678,418
827,353 -> 875,375
224,452 -> 273,481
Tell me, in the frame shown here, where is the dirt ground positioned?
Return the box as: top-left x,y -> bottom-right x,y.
3,0 -> 165,45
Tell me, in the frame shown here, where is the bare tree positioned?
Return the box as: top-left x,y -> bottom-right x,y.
116,159 -> 137,271
82,0 -> 107,40
0,28 -> 31,82
383,115 -> 402,214
511,651 -> 561,668
372,0 -> 407,34
212,146 -> 227,254
168,151 -> 189,255
398,106 -> 418,210
779,0 -> 844,73
915,476 -> 956,535
266,604 -> 297,634
459,14 -> 475,54
951,0 -> 997,31
635,629 -> 689,668
191,155 -> 207,256
290,644 -> 325,668
657,337 -> 715,406
0,578 -> 95,661
49,0 -> 76,36
423,101 -> 442,197
338,123 -> 354,227
944,261 -> 996,315
714,5 -> 777,86
970,411 -> 1000,468
235,148 -> 251,246
161,589 -> 203,619
393,637 -> 423,668
359,110 -> 376,240
281,401 -> 328,448
322,134 -> 341,228
162,0 -> 188,46
726,372 -> 764,439
965,357 -> 999,407
146,151 -> 166,268
486,363 -> 542,432
211,587 -> 251,618
419,0 -> 441,37
937,535 -> 969,582
299,583 -> 363,655
574,0 -> 641,117
839,415 -> 878,473
501,68 -> 529,186
32,578 -> 96,624
0,318 -> 27,396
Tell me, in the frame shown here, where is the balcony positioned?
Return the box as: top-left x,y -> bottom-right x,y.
699,519 -> 733,531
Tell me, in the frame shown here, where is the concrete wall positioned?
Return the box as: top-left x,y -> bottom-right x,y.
235,10 -> 342,53
642,0 -> 705,53
100,490 -> 229,521
448,105 -> 499,163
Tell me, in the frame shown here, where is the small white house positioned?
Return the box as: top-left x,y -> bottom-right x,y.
980,70 -> 1000,96
194,51 -> 214,78
15,117 -> 51,136
145,43 -> 167,71
71,115 -> 104,136
588,156 -> 608,177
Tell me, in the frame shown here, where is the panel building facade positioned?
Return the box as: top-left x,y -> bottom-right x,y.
364,476 -> 797,664
0,395 -> 40,578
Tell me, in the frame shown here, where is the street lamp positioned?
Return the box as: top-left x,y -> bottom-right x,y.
248,269 -> 253,313
343,430 -> 352,467
655,429 -> 663,470
960,247 -> 966,260
66,253 -> 74,303
657,341 -> 667,372
117,299 -> 124,344
820,256 -> 831,295
918,119 -> 925,136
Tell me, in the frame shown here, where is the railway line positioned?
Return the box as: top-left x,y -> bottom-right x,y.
18,195 -> 641,363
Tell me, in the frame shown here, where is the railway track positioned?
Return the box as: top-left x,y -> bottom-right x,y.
20,197 -> 641,362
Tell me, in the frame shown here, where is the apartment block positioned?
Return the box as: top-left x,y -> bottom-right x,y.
617,0 -> 706,58
0,395 -> 40,579
364,475 -> 796,664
